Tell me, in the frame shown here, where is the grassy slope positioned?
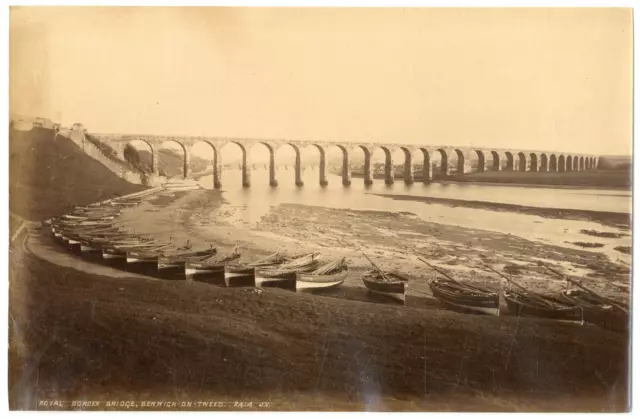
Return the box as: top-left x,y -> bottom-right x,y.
9,127 -> 147,221
9,246 -> 629,411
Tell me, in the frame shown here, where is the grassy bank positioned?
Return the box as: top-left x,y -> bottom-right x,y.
9,127 -> 147,221
444,170 -> 631,189
9,244 -> 629,411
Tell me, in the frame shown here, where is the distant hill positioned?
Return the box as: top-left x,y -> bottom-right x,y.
598,156 -> 631,170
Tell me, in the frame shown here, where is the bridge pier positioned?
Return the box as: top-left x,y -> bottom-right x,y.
294,154 -> 304,187
363,153 -> 373,185
403,153 -> 414,185
384,154 -> 395,185
213,153 -> 222,189
319,153 -> 328,186
342,152 -> 351,187
183,150 -> 191,179
422,153 -> 433,183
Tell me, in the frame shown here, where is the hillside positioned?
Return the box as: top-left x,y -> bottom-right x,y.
9,127 -> 147,221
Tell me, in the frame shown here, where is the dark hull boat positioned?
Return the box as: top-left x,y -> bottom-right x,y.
362,270 -> 409,304
503,290 -> 583,321
429,278 -> 500,316
560,289 -> 629,332
224,265 -> 256,287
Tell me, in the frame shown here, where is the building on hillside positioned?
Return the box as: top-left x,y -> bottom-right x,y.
33,117 -> 54,129
71,123 -> 86,132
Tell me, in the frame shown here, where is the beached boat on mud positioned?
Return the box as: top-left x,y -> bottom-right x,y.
223,251 -> 287,287
503,289 -> 583,321
560,289 -> 628,332
296,258 -> 348,292
102,242 -> 171,260
157,248 -> 218,271
184,249 -> 242,278
254,253 -> 320,290
429,278 -> 500,316
362,270 -> 409,303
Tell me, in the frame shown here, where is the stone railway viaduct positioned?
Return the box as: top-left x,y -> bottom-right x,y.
69,128 -> 600,189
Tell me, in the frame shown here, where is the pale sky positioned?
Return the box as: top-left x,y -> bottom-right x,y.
10,7 -> 632,155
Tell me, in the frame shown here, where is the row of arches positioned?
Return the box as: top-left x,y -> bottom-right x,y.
121,138 -> 599,188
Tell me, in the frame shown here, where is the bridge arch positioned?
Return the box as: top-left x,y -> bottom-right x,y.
474,150 -> 486,172
490,151 -> 501,171
247,142 -> 277,187
579,156 -> 585,171
191,140 -> 221,188
538,153 -> 548,172
573,156 -> 579,172
157,139 -> 189,179
369,145 -> 395,185
124,139 -> 158,176
275,143 -> 304,187
529,153 -> 539,172
566,155 -> 573,171
517,152 -> 528,172
504,152 -> 515,171
220,141 -> 249,187
549,154 -> 557,172
558,155 -> 566,172
306,144 -> 328,186
436,148 -> 449,176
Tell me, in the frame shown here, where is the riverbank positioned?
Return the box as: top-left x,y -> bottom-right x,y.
443,170 -> 631,189
114,189 -> 630,304
375,193 -> 631,230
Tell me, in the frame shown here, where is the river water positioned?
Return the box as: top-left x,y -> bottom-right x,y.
192,168 -> 631,264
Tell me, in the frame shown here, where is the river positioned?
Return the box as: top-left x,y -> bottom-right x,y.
190,168 -> 631,264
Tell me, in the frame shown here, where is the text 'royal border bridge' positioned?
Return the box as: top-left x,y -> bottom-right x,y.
82,129 -> 600,189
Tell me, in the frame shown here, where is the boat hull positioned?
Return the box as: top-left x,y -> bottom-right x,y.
224,266 -> 255,287
560,290 -> 628,332
429,280 -> 500,316
504,291 -> 582,321
254,270 -> 297,291
296,270 -> 347,292
362,276 -> 407,304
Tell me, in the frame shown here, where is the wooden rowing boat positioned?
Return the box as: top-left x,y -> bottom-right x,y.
157,248 -> 218,271
362,270 -> 409,304
184,250 -> 241,278
296,258 -> 348,292
560,290 -> 628,332
255,253 -> 320,289
224,265 -> 256,287
429,278 -> 500,316
503,290 -> 583,321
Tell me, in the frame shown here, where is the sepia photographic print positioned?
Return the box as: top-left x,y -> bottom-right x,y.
7,5 -> 633,413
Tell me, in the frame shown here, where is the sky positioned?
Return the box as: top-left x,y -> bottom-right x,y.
10,7 -> 633,156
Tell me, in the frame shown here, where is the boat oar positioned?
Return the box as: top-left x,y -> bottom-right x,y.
362,253 -> 390,281
537,262 -> 628,313
482,264 -> 559,309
